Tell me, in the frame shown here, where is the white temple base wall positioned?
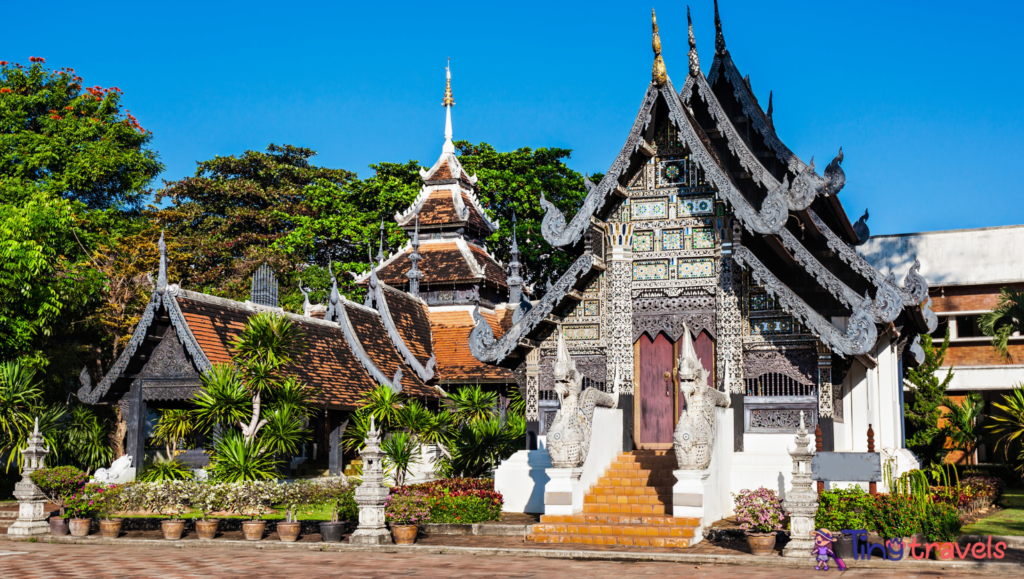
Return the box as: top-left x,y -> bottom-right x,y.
732,433 -> 797,500
541,407 -> 622,516
495,449 -> 551,513
672,406 -> 733,544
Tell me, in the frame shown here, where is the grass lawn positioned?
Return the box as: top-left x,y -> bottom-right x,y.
962,489 -> 1024,536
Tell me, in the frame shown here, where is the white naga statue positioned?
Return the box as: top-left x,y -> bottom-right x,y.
673,327 -> 731,470
546,332 -> 618,469
92,454 -> 134,484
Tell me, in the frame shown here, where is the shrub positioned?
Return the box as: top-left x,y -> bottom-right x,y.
310,477 -> 356,523
142,480 -> 193,520
385,494 -> 431,526
189,482 -> 226,521
428,494 -> 501,524
221,480 -> 280,520
139,460 -> 193,482
919,501 -> 961,542
392,478 -> 502,510
732,487 -> 784,534
869,493 -> 919,538
815,486 -> 877,532
29,466 -> 88,519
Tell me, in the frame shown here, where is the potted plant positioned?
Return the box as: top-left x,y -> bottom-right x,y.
314,478 -> 355,542
93,484 -> 124,539
63,491 -> 96,537
229,481 -> 278,541
385,493 -> 431,545
276,481 -> 311,542
191,482 -> 223,540
29,466 -> 89,536
921,502 -> 962,560
733,487 -> 784,556
146,480 -> 191,540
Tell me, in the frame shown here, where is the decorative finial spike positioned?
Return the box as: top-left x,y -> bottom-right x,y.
714,0 -> 727,55
376,220 -> 385,264
766,90 -> 774,128
443,57 -> 454,107
687,6 -> 700,77
442,60 -> 455,153
652,9 -> 667,86
156,230 -> 167,294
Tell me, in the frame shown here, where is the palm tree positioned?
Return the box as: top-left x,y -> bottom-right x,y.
987,386 -> 1024,475
230,312 -> 303,444
359,384 -> 407,428
980,288 -> 1024,358
0,361 -> 43,445
192,363 -> 250,431
152,409 -> 195,460
942,393 -> 985,465
445,385 -> 498,426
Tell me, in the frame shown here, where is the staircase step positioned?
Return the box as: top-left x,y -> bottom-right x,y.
540,514 -> 698,526
584,494 -> 668,506
589,486 -> 671,496
582,503 -> 668,515
527,532 -> 690,548
532,523 -> 695,537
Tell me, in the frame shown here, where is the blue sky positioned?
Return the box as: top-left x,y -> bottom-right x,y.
6,0 -> 1023,235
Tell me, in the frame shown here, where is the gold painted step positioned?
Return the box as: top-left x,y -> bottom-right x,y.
526,450 -> 697,548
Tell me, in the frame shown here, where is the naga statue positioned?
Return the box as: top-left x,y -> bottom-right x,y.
673,326 -> 730,470
546,332 -> 618,469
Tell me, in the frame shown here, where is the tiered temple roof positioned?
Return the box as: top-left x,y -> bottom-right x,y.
469,4 -> 937,370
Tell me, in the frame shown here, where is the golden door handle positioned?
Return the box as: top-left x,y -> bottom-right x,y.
663,371 -> 672,397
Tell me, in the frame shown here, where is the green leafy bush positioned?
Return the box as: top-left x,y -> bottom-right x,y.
869,493 -> 919,538
29,466 -> 88,518
428,494 -> 502,523
384,494 -> 431,526
919,502 -> 962,542
815,486 -> 877,532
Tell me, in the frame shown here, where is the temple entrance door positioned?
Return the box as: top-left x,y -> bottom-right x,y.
637,332 -> 677,446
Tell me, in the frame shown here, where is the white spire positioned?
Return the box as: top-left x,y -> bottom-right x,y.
443,58 -> 455,154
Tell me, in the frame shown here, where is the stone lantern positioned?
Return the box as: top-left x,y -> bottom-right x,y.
349,417 -> 392,544
782,411 -> 818,557
8,418 -> 51,536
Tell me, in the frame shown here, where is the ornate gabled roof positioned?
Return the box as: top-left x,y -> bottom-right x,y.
365,260 -> 437,383
429,307 -> 515,382
357,238 -> 508,289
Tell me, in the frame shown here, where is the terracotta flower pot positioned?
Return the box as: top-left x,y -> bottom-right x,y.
320,521 -> 345,542
195,519 -> 220,541
277,521 -> 301,542
49,518 -> 70,536
161,519 -> 186,540
745,531 -> 777,556
69,518 -> 91,537
933,542 -> 957,560
99,518 -> 122,539
242,520 -> 267,541
391,524 -> 418,545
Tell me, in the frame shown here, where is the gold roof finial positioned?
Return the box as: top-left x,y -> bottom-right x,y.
687,5 -> 700,77
443,57 -> 455,107
652,9 -> 667,86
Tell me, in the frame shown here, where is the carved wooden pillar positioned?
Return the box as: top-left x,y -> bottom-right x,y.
328,410 -> 349,476
718,226 -> 745,451
816,343 -> 835,451
124,380 -> 146,466
606,223 -> 634,449
525,347 -> 541,450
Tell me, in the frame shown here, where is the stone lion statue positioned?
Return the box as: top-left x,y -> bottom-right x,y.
673,327 -> 730,470
546,332 -> 618,469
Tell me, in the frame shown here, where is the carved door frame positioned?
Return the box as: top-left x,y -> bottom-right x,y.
633,335 -> 680,450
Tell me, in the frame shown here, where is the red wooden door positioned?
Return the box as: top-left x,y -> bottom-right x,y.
639,332 -> 675,444
682,331 -> 716,419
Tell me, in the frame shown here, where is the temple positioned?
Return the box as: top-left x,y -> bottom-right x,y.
78,62 -> 521,476
477,4 -> 935,539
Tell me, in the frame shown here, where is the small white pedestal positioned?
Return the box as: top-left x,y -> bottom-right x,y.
495,449 -> 551,513
543,468 -> 582,516
672,469 -> 711,544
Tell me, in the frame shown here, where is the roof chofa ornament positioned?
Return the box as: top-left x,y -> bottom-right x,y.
442,58 -> 455,154
687,6 -> 700,77
652,9 -> 667,86
714,0 -> 727,55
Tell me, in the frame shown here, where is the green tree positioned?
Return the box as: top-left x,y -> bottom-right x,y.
987,386 -> 1024,477
980,287 -> 1024,359
155,144 -> 357,305
905,331 -> 955,467
454,141 -> 587,288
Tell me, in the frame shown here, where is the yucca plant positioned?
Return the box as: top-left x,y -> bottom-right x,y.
207,431 -> 279,482
980,288 -> 1024,359
152,409 -> 194,460
258,406 -> 309,458
381,430 -> 420,486
139,459 -> 194,481
192,363 -> 250,431
359,384 -> 407,428
0,360 -> 44,469
445,384 -> 498,426
942,393 -> 986,465
63,405 -> 113,473
343,410 -> 371,453
988,386 -> 1024,476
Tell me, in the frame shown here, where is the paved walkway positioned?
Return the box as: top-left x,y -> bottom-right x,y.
0,541 -> 1018,579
